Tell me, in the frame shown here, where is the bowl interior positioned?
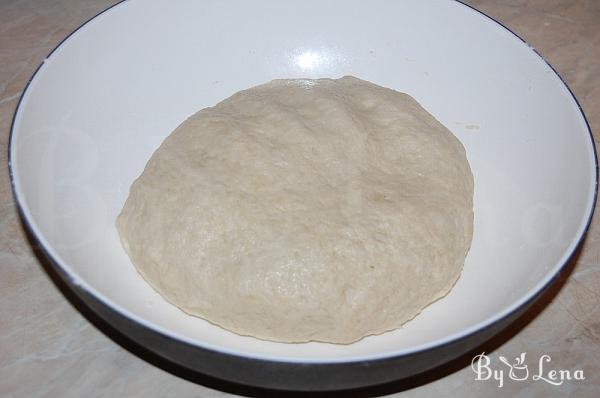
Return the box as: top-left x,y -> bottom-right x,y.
10,0 -> 595,362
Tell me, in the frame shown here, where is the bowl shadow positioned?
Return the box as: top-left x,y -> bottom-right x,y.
22,218 -> 583,397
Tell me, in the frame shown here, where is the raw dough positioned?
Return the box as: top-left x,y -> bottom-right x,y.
117,76 -> 473,344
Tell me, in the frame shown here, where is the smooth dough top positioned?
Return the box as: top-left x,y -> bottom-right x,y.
117,76 -> 474,344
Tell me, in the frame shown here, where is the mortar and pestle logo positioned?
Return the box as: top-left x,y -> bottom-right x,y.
498,352 -> 529,381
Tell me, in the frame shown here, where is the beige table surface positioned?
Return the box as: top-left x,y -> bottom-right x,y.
1,1 -> 599,397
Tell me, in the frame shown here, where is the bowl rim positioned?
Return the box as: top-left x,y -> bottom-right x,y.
7,0 -> 598,365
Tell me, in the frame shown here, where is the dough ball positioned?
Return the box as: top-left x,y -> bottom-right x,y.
117,76 -> 473,344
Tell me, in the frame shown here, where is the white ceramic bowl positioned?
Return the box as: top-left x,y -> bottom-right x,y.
9,0 -> 597,391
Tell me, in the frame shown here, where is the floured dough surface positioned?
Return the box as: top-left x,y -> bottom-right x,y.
117,76 -> 473,344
